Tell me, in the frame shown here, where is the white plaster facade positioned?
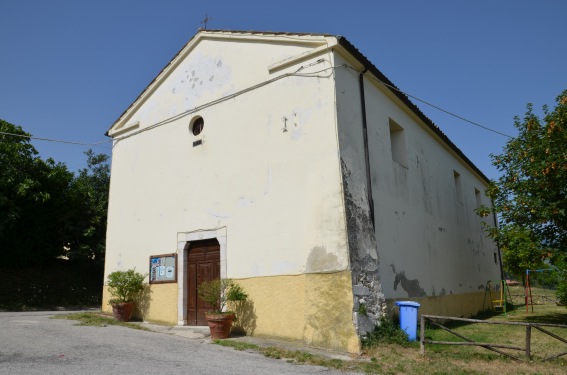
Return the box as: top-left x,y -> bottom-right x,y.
332,48 -> 501,316
104,30 -> 501,350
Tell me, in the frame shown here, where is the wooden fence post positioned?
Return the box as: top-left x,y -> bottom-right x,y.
420,315 -> 425,355
525,325 -> 531,359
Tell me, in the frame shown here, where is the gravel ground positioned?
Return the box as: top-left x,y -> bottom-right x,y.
0,311 -> 361,375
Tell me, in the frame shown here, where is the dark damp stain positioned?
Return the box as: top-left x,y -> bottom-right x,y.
390,264 -> 426,297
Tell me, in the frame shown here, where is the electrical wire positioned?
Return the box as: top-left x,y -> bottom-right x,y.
1,60 -> 511,148
113,62 -> 323,142
0,130 -> 112,171
372,78 -> 513,138
0,131 -> 112,148
114,62 -> 512,142
343,65 -> 513,138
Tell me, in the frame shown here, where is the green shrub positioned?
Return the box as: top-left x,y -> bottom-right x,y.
226,282 -> 248,302
557,272 -> 567,306
106,269 -> 146,304
362,316 -> 410,347
197,278 -> 247,313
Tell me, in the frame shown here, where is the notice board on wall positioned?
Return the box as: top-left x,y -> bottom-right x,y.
149,253 -> 177,284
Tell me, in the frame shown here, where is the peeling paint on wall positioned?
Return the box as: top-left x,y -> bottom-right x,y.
130,52 -> 233,128
280,108 -> 317,141
238,197 -> 255,207
390,264 -> 427,297
306,246 -> 339,272
341,159 -> 386,335
431,287 -> 447,296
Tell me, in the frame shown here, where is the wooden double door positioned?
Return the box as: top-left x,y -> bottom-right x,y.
187,239 -> 220,326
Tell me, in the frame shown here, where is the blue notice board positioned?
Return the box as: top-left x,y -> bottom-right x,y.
149,253 -> 177,283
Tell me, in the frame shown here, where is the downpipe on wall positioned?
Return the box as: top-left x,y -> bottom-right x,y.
358,67 -> 375,229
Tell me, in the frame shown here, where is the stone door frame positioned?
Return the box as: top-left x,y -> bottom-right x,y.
176,227 -> 227,325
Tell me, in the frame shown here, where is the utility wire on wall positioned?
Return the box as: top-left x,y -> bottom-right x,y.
0,131 -> 112,149
342,65 -> 513,138
1,62 -> 512,148
111,63 -> 512,142
368,76 -> 513,138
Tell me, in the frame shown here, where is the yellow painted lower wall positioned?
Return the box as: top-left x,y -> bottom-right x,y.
101,279 -> 489,353
102,283 -> 178,325
101,272 -> 360,352
303,272 -> 360,352
387,290 -> 489,318
234,271 -> 360,353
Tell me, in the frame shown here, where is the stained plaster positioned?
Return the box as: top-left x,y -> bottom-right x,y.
340,159 -> 386,335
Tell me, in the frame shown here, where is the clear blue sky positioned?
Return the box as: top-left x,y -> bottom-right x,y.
1,1 -> 565,177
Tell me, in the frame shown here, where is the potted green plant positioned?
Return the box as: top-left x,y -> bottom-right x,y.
106,268 -> 146,322
197,278 -> 248,339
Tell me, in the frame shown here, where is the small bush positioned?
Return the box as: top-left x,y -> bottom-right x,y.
557,273 -> 567,306
226,283 -> 248,302
362,316 -> 410,347
106,269 -> 146,304
197,278 -> 247,313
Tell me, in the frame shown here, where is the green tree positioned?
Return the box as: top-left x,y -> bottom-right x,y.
0,120 -> 45,237
65,150 -> 110,265
478,91 -> 567,287
0,119 -> 75,264
1,119 -> 110,266
498,225 -> 546,280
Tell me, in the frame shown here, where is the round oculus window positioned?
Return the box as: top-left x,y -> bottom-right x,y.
192,117 -> 204,136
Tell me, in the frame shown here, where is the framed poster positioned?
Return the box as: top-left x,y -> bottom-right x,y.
149,253 -> 177,284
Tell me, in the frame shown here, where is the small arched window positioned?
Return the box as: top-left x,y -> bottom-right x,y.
191,117 -> 204,136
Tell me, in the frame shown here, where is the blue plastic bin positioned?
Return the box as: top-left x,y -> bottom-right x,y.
395,301 -> 420,341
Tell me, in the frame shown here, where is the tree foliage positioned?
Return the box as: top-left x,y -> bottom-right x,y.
1,120 -> 47,237
0,119 -> 110,266
65,150 -> 110,265
478,91 -> 567,278
497,225 -> 546,279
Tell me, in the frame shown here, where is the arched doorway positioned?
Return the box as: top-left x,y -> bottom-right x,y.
186,238 -> 220,325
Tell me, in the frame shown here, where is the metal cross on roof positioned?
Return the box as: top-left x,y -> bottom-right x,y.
201,14 -> 211,30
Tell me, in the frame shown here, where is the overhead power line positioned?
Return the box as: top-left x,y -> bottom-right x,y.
343,65 -> 513,138
0,131 -> 111,148
1,62 -> 512,148
374,79 -> 514,138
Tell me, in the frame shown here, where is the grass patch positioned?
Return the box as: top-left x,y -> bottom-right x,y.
362,316 -> 414,347
213,339 -> 259,351
214,340 -> 367,372
52,312 -> 149,331
215,292 -> 567,374
411,298 -> 567,374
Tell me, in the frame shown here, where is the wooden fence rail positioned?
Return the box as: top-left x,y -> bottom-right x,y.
420,315 -> 567,362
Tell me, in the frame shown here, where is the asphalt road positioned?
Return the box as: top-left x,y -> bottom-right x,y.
0,311 -> 360,375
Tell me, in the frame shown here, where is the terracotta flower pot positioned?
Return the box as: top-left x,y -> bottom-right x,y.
111,302 -> 134,322
205,313 -> 235,339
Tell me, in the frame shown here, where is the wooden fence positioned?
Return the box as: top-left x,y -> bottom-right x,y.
420,315 -> 567,362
